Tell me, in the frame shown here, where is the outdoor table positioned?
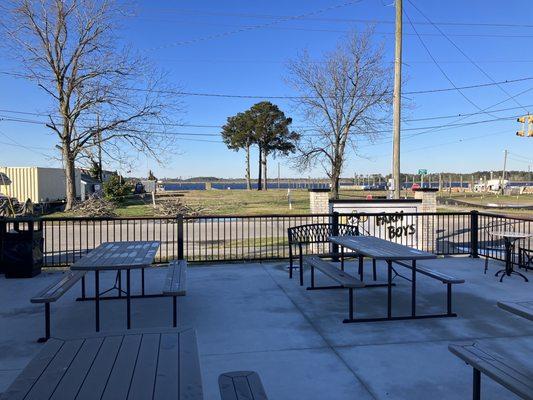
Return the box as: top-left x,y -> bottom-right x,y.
489,231 -> 532,282
330,235 -> 438,322
498,300 -> 533,322
0,327 -> 203,400
71,241 -> 160,331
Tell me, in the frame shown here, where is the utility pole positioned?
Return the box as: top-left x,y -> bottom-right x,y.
500,149 -> 508,194
391,0 -> 403,199
92,114 -> 103,182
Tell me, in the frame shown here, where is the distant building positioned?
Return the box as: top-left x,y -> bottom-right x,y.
80,173 -> 102,199
78,168 -> 116,183
0,167 -> 81,204
473,179 -> 508,192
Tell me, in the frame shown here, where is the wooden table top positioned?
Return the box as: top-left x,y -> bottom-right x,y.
497,300 -> 533,322
70,241 -> 160,271
0,328 -> 203,400
330,235 -> 437,261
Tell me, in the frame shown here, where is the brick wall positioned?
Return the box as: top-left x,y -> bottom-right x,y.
309,190 -> 330,214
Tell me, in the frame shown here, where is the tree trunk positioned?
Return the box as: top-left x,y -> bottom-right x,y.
330,168 -> 340,199
63,148 -> 77,210
245,144 -> 251,190
262,152 -> 268,191
257,145 -> 263,190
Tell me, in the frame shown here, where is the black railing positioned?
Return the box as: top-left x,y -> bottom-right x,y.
477,212 -> 532,261
0,211 -> 530,267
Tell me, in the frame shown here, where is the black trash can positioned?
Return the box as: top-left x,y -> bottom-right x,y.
0,219 -> 43,278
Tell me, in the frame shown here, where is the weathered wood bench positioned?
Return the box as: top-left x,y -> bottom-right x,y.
162,259 -> 187,327
449,343 -> 533,400
304,255 -> 365,322
30,270 -> 86,342
393,260 -> 464,317
219,371 -> 268,400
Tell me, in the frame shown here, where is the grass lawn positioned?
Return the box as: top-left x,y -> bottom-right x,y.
48,189 -> 533,218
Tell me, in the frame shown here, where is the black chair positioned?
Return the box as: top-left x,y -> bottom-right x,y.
288,223 -> 362,285
519,247 -> 533,271
482,221 -> 519,274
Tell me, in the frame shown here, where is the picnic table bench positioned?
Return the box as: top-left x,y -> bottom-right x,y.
219,371 -> 268,400
30,270 -> 86,342
162,259 -> 187,327
498,300 -> 533,322
449,343 -> 533,400
329,236 -> 463,323
393,260 -> 464,317
304,255 -> 364,322
0,327 -> 204,400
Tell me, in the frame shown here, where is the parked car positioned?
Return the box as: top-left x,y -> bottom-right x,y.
411,183 -> 421,191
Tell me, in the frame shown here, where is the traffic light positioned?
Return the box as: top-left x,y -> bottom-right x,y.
516,114 -> 533,137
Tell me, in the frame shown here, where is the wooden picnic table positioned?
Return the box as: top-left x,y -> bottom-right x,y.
0,327 -> 203,400
330,235 -> 443,322
498,300 -> 533,322
330,236 -> 437,261
70,241 -> 160,331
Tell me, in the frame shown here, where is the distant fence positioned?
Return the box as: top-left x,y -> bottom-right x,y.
0,211 -> 531,267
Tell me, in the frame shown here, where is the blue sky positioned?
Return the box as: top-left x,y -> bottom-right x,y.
1,0 -> 532,179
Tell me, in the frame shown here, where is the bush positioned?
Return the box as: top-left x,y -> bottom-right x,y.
103,175 -> 133,202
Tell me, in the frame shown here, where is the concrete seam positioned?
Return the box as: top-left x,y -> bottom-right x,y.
260,263 -> 379,400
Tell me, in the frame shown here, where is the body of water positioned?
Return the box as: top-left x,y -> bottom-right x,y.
161,181 -> 533,191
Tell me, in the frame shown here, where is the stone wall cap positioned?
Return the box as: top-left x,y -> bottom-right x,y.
329,199 -> 422,203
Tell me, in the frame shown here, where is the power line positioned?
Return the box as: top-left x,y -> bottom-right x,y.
131,20 -> 533,39
366,129 -> 510,160
404,9 -> 499,119
0,113 -> 523,138
508,152 -> 533,162
146,1 -> 363,50
136,9 -> 533,29
2,102 -> 533,128
2,69 -> 532,99
0,129 -> 52,157
406,0 -> 529,114
398,86 -> 533,145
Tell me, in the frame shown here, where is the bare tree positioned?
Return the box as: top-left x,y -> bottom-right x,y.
287,29 -> 392,198
1,0 -> 179,209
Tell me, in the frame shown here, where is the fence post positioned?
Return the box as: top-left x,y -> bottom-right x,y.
177,214 -> 184,260
332,211 -> 339,262
470,210 -> 479,258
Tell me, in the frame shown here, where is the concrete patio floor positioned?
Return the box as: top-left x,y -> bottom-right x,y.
1,256 -> 532,399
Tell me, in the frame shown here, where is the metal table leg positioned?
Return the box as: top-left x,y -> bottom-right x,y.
95,270 -> 100,332
387,260 -> 392,319
127,269 -> 131,329
411,260 -> 417,317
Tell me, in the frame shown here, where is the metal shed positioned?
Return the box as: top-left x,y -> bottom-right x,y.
0,167 -> 81,203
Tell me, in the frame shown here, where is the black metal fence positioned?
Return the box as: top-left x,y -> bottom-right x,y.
0,211 -> 530,267
477,212 -> 532,260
